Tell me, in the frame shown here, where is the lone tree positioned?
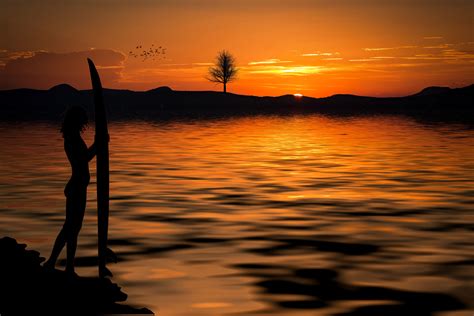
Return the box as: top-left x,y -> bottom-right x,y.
207,50 -> 238,93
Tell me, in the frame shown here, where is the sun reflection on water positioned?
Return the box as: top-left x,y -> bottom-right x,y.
0,115 -> 473,315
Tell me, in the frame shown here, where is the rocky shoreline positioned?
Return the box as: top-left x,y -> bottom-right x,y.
0,236 -> 153,315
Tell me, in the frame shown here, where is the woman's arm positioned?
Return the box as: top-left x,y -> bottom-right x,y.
88,134 -> 109,161
87,142 -> 96,161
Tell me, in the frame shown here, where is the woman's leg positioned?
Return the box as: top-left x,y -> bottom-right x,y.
65,189 -> 86,274
44,225 -> 67,268
65,227 -> 79,273
44,193 -> 73,268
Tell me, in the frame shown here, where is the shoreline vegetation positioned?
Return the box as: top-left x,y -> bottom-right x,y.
0,236 -> 153,315
0,84 -> 472,122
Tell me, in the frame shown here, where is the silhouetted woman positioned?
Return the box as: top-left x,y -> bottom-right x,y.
44,106 -> 96,275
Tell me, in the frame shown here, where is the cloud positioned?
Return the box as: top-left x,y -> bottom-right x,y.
358,41 -> 474,65
423,36 -> 443,40
423,44 -> 453,49
397,48 -> 474,61
245,65 -> 328,76
363,47 -> 392,51
364,46 -> 417,51
0,49 -> 126,89
248,59 -> 293,65
119,62 -> 207,85
301,52 -> 339,57
0,50 -> 36,63
349,59 -> 377,62
192,62 -> 214,66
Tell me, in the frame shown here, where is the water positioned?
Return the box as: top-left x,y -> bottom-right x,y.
0,115 -> 473,315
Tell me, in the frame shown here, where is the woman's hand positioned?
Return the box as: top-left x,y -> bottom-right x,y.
94,134 -> 110,143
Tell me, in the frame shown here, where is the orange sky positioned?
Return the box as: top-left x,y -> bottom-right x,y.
1,0 -> 473,97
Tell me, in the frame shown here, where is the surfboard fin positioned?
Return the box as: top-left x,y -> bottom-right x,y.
99,266 -> 113,278
106,247 -> 118,263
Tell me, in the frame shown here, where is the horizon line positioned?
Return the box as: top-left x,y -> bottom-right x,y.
1,83 -> 473,100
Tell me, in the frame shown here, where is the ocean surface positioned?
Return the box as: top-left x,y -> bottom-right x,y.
0,115 -> 473,316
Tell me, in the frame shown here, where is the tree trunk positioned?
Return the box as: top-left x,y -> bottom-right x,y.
223,82 -> 227,93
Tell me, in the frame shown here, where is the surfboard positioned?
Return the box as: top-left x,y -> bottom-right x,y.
87,58 -> 113,278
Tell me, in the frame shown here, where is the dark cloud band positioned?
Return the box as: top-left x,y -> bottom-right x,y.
0,49 -> 125,90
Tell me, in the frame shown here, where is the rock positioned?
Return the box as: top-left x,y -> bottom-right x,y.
0,236 -> 153,315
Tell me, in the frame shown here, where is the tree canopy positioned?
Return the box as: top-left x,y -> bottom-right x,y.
207,50 -> 238,93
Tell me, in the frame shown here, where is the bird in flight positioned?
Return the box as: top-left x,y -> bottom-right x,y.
129,44 -> 166,61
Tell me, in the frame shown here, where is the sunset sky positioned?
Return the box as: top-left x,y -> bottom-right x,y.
1,0 -> 473,97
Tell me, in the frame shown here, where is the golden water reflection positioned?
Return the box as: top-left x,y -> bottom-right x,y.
0,115 -> 473,315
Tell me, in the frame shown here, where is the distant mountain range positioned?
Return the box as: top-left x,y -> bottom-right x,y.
0,84 -> 473,121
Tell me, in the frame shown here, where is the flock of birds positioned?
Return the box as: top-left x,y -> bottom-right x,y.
129,44 -> 166,61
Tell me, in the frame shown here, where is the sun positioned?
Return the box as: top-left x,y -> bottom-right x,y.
293,93 -> 303,98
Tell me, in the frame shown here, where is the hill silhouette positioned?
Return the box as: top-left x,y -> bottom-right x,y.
410,86 -> 453,97
0,84 -> 472,122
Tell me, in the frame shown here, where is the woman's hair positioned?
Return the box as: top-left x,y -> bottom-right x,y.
61,106 -> 88,137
